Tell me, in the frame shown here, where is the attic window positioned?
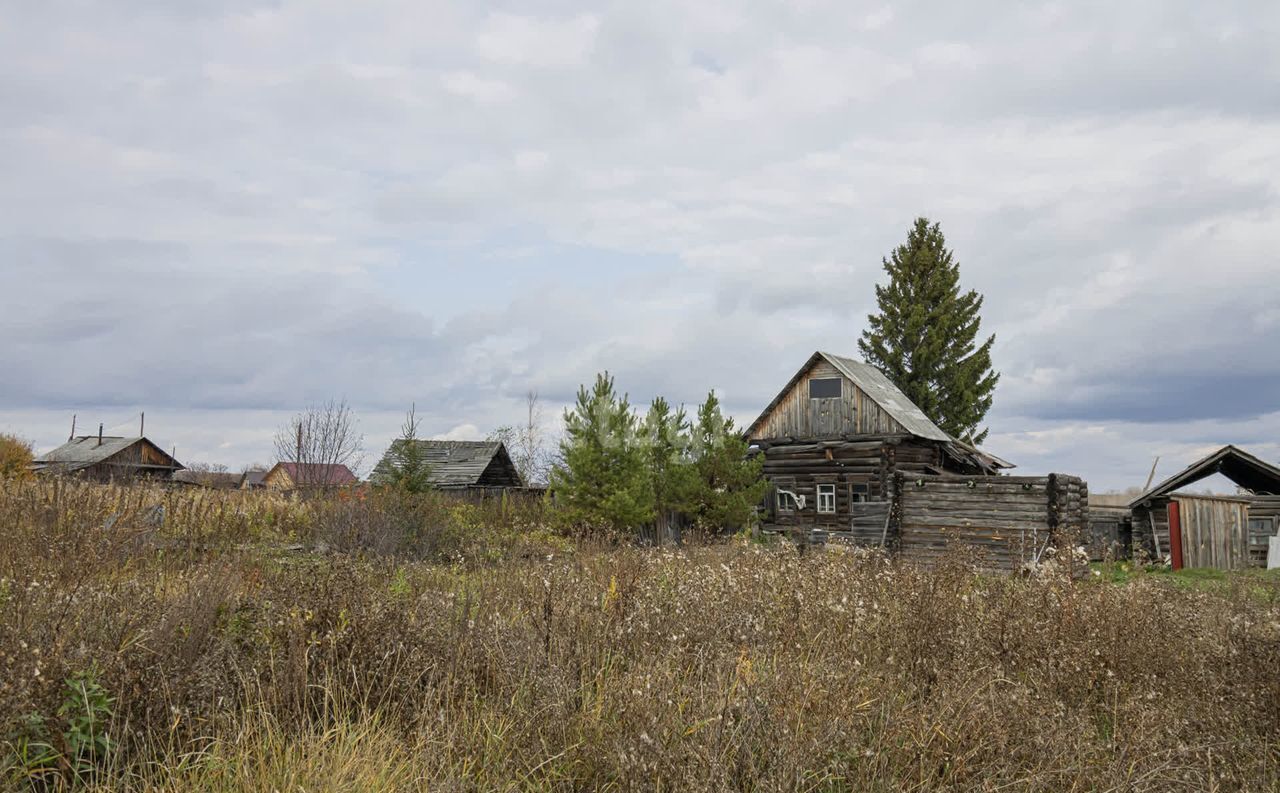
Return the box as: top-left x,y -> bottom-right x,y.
809,378 -> 842,399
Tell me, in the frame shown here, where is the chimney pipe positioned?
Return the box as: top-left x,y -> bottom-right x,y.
69,414 -> 76,442
97,423 -> 103,447
140,411 -> 145,438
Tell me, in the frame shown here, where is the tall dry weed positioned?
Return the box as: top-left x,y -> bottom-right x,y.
2,480 -> 1279,790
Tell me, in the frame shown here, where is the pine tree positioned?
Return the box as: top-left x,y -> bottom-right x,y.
680,391 -> 767,532
643,396 -> 691,540
550,372 -> 653,533
858,217 -> 1000,445
378,404 -> 433,493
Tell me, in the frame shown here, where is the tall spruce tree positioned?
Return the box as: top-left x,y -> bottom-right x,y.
858,218 -> 999,444
549,372 -> 653,533
679,391 -> 767,532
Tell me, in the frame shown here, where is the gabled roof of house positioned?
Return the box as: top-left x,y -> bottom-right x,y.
269,462 -> 359,486
370,440 -> 524,488
1129,445 -> 1280,507
746,351 -> 950,442
32,436 -> 183,472
744,351 -> 1012,472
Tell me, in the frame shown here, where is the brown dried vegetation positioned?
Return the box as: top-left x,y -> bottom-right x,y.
2,479 -> 1280,791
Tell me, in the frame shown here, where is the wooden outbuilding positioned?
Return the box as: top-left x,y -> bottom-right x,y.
369,440 -> 531,496
31,434 -> 183,481
747,351 -> 1088,571
1128,445 -> 1280,570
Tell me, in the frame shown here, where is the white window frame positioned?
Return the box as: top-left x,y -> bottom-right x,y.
817,483 -> 836,514
777,490 -> 796,513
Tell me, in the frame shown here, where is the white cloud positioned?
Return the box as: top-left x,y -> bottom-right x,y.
1,0 -> 1279,488
441,71 -> 515,103
475,13 -> 600,67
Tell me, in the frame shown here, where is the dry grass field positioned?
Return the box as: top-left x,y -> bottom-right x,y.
3,479 -> 1280,791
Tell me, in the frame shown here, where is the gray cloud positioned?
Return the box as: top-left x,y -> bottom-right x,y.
2,0 -> 1279,490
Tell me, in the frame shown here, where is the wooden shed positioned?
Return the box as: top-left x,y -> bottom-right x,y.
31,434 -> 183,481
369,440 -> 531,496
746,352 -> 1088,571
1128,445 -> 1280,570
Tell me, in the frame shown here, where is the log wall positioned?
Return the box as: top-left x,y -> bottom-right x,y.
763,438 -> 893,537
895,473 -> 1088,572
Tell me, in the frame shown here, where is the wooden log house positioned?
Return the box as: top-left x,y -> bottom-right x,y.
747,352 -> 1088,570
31,431 -> 183,481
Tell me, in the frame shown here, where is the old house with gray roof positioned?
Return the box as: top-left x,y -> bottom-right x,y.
748,351 -> 1089,572
32,434 -> 183,481
369,440 -> 526,493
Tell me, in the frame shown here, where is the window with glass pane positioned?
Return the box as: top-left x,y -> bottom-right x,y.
809,378 -> 842,399
817,484 -> 836,513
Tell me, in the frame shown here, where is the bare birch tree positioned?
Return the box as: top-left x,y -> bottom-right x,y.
488,390 -> 552,486
273,398 -> 365,487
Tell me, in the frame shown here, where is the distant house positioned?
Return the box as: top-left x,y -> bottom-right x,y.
240,469 -> 269,490
369,440 -> 526,493
1129,445 -> 1280,569
172,469 -> 243,490
32,435 -> 183,481
262,462 -> 359,491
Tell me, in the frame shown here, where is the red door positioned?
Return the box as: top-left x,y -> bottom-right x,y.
1167,501 -> 1184,570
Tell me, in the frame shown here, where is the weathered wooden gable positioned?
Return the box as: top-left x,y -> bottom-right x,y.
751,358 -> 907,440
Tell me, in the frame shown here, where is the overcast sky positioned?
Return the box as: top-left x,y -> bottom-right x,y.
2,1 -> 1278,491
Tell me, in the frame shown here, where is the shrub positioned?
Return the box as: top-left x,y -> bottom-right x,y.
0,434 -> 32,481
4,666 -> 114,788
